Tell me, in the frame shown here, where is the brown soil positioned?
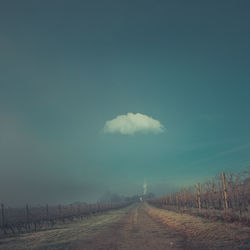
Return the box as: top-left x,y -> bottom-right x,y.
72,204 -> 188,250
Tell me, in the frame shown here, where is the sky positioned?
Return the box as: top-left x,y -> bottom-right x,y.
0,0 -> 250,206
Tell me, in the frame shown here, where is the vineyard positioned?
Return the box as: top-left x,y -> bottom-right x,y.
149,167 -> 250,225
1,169 -> 250,249
0,201 -> 132,236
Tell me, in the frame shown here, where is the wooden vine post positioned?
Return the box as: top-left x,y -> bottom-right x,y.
58,204 -> 62,218
176,193 -> 179,209
197,183 -> 201,210
170,195 -> 172,205
222,172 -> 229,209
184,189 -> 187,207
1,203 -> 5,229
46,204 -> 49,219
248,181 -> 250,219
26,204 -> 31,230
26,204 -> 29,223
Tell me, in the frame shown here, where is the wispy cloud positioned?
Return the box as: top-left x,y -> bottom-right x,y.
187,143 -> 250,167
104,113 -> 164,135
212,143 -> 250,158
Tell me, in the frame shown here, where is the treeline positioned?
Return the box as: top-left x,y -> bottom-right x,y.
148,167 -> 250,224
0,201 -> 132,236
98,191 -> 155,203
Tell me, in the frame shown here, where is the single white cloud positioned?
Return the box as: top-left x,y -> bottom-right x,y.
104,113 -> 164,135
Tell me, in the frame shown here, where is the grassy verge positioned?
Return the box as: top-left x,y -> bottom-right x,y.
145,203 -> 250,249
150,203 -> 250,226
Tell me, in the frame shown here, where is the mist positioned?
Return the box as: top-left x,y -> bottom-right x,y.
1,0 -> 250,208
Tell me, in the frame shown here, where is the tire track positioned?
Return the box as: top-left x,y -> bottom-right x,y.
73,203 -> 187,250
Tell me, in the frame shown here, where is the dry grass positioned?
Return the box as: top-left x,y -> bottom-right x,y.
158,205 -> 250,225
0,205 -> 134,250
145,203 -> 250,249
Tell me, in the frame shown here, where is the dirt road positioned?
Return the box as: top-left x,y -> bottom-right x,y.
1,203 -> 250,249
72,203 -> 250,250
72,204 -> 187,250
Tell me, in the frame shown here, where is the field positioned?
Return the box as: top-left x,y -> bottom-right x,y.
0,204 -> 134,250
149,170 -> 250,225
0,203 -> 249,250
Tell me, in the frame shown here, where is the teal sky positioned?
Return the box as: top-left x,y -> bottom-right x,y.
0,1 -> 250,205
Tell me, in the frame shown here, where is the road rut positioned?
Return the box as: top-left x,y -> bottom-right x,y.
73,204 -> 187,250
